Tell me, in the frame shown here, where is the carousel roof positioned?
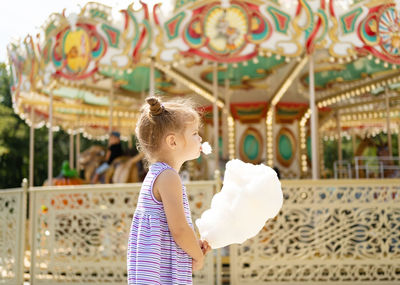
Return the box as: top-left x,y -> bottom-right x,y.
7,0 -> 400,139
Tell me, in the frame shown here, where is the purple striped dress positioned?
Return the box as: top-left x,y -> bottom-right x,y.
127,162 -> 193,284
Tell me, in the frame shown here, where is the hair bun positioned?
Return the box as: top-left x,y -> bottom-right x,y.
146,97 -> 164,116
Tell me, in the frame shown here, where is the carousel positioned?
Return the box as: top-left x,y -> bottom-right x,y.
8,0 -> 400,185
3,1 -> 400,284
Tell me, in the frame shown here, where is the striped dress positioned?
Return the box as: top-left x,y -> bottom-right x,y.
127,162 -> 193,284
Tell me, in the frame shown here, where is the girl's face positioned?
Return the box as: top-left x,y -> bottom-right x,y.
180,120 -> 202,161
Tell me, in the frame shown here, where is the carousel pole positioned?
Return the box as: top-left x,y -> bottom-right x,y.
213,62 -> 219,172
29,107 -> 35,187
336,110 -> 342,177
223,76 -> 230,159
69,133 -> 74,168
309,55 -> 319,179
150,58 -> 155,97
352,128 -> 357,158
76,132 -> 80,172
109,78 -> 114,134
385,87 -> 393,157
48,88 -> 54,186
398,124 -> 400,158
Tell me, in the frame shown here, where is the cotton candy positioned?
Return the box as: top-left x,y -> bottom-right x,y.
195,159 -> 283,249
201,142 -> 212,155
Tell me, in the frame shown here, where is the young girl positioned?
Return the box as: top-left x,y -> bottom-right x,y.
127,97 -> 211,284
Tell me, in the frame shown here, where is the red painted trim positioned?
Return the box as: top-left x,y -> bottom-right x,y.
296,0 -> 302,16
132,26 -> 147,61
140,1 -> 149,19
153,3 -> 161,26
277,101 -> 309,108
307,12 -> 322,54
122,10 -> 129,30
329,0 -> 335,17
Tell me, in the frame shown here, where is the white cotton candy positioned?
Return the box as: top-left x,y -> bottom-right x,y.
201,142 -> 212,155
195,159 -> 283,249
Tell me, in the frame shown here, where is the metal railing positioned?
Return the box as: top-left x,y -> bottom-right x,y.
333,160 -> 352,178
355,156 -> 400,178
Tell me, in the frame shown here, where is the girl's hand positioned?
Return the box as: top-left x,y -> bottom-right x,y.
199,240 -> 212,255
192,255 -> 204,271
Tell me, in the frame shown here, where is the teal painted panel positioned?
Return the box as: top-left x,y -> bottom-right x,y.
307,136 -> 311,159
279,134 -> 293,161
244,134 -> 259,160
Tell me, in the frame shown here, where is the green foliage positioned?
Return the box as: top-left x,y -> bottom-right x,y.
0,63 -> 11,108
0,105 -> 30,187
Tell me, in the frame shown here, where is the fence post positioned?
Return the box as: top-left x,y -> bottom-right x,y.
29,185 -> 37,285
18,178 -> 28,285
229,244 -> 237,285
355,157 -> 360,179
213,169 -> 222,285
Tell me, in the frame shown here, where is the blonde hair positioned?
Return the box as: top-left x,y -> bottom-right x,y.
135,96 -> 201,163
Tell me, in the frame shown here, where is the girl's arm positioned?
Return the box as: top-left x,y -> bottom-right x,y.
155,169 -> 204,263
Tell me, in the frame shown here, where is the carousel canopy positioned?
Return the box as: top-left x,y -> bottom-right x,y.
8,0 -> 400,139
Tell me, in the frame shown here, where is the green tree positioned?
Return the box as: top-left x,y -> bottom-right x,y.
0,63 -> 104,188
0,63 -> 11,107
0,63 -> 29,188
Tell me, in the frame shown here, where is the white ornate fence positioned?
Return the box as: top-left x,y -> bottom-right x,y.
0,181 -> 27,285
28,181 -> 216,284
230,179 -> 400,284
2,179 -> 400,284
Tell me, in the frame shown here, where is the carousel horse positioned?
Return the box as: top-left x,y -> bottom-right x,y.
79,145 -> 145,183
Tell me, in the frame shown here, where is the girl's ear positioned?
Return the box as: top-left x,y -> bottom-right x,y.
165,134 -> 177,150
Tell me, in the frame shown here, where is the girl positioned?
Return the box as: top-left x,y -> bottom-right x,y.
127,97 -> 211,284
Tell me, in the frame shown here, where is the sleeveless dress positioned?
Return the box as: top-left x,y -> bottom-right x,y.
127,162 -> 193,284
